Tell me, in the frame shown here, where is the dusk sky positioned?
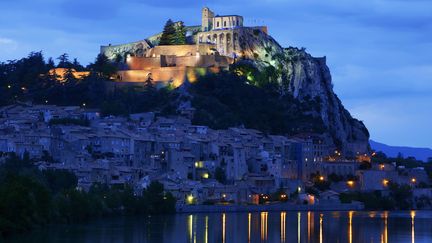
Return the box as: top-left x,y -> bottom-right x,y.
1,0 -> 431,148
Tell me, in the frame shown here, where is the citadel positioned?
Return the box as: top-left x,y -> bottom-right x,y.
100,7 -> 269,87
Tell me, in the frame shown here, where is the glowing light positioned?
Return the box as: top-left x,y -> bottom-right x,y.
297,212 -> 301,243
319,214 -> 323,243
82,103 -> 86,107
202,173 -> 209,179
205,216 -> 208,243
222,213 -> 226,243
187,195 -> 194,204
261,212 -> 268,241
349,211 -> 353,243
383,179 -> 389,187
298,186 -> 302,193
248,213 -> 251,243
307,212 -> 311,242
380,164 -> 385,170
222,194 -> 226,198
411,211 -> 415,243
188,214 -> 193,243
347,180 -> 355,187
281,212 -> 286,243
319,176 -> 324,181
411,178 -> 416,183
381,212 -> 388,243
45,100 -> 48,104
7,85 -> 11,89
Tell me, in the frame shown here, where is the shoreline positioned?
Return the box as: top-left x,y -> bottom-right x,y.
176,202 -> 364,213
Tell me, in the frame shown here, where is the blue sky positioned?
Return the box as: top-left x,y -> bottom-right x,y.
1,0 -> 431,148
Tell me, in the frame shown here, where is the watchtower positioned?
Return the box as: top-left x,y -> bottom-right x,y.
201,7 -> 215,31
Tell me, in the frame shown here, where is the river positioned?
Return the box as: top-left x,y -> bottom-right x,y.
6,211 -> 432,242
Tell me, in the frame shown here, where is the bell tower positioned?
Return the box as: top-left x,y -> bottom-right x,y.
201,7 -> 214,32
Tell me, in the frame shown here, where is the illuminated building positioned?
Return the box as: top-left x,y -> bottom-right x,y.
100,7 -> 269,87
47,68 -> 90,82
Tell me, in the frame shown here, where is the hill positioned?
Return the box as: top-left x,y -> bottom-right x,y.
370,140 -> 432,162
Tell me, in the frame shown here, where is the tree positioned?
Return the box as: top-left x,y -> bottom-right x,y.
72,58 -> 84,71
215,167 -> 226,184
174,21 -> 187,45
159,19 -> 176,45
57,53 -> 72,68
47,57 -> 55,69
64,68 -> 77,85
389,183 -> 413,209
89,54 -> 117,79
397,152 -> 404,160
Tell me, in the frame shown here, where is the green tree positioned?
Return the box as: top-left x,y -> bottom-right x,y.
89,54 -> 117,79
47,57 -> 55,69
159,19 -> 176,45
174,21 -> 187,45
57,53 -> 72,68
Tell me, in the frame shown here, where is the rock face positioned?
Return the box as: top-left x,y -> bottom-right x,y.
229,29 -> 370,155
283,53 -> 370,156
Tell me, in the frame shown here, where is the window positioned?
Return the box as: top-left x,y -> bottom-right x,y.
224,21 -> 227,27
217,22 -> 220,27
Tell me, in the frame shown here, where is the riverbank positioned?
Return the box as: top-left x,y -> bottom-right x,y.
176,202 -> 364,213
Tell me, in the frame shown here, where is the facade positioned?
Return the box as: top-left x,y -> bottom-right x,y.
1,104 -> 431,206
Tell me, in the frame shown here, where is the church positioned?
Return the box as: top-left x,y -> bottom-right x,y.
100,7 -> 269,87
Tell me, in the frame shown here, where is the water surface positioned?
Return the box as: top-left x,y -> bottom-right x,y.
7,211 -> 432,242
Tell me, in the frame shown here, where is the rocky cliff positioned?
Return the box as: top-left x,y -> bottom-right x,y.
243,29 -> 369,155
187,28 -> 370,156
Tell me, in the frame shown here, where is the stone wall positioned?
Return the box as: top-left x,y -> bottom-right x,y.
146,45 -> 198,57
117,66 -> 222,87
126,57 -> 161,70
126,54 -> 233,70
101,40 -> 151,62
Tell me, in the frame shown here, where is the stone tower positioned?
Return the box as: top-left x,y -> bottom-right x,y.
201,7 -> 214,32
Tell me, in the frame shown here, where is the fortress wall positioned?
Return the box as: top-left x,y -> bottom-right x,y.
125,53 -> 232,71
146,45 -> 198,57
197,43 -> 217,54
127,57 -> 161,70
117,67 -> 187,87
171,55 -> 233,68
117,66 -> 223,87
101,40 -> 151,61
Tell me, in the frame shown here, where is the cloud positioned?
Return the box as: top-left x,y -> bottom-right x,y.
0,37 -> 18,56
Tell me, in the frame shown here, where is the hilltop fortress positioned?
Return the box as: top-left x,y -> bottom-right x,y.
100,7 -> 268,87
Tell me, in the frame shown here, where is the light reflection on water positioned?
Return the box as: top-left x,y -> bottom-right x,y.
6,211 -> 432,243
